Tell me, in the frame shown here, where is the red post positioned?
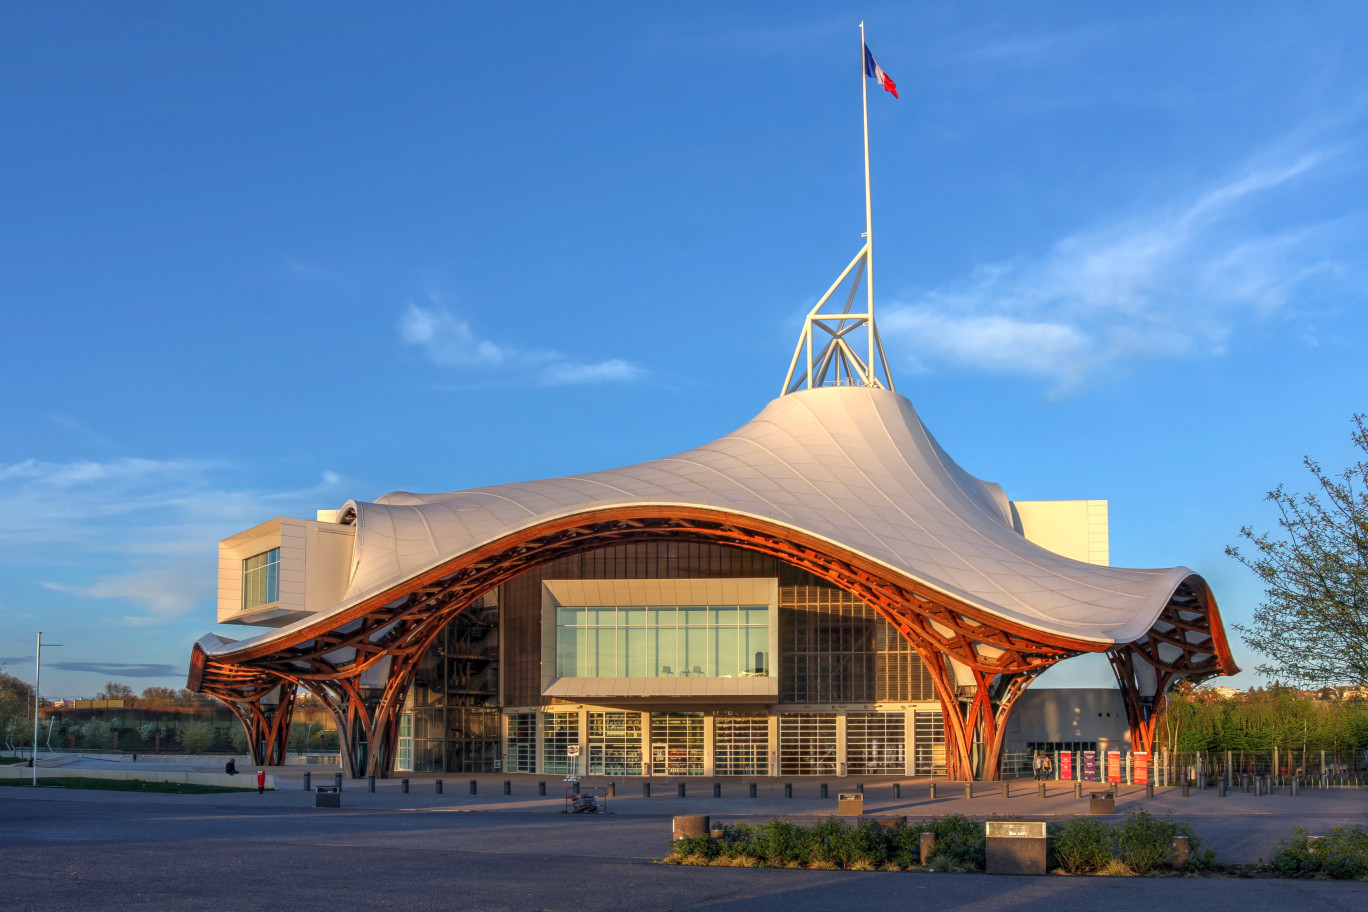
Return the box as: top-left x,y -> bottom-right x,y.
257,770 -> 265,794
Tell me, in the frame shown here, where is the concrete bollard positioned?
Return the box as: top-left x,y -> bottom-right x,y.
965,782 -> 973,799
643,782 -> 651,797
1074,781 -> 1082,799
1172,836 -> 1191,870
503,780 -> 511,796
538,781 -> 546,796
784,783 -> 792,799
303,771 -> 311,791
678,783 -> 686,798
1038,782 -> 1046,799
469,779 -> 477,795
920,832 -> 936,865
368,774 -> 376,793
820,783 -> 829,799
893,783 -> 901,798
856,783 -> 864,794
749,782 -> 757,798
401,778 -> 409,794
334,772 -> 343,791
673,815 -> 710,841
1291,777 -> 1299,797
928,782 -> 937,799
1181,780 -> 1190,798
436,779 -> 443,795
1146,782 -> 1154,798
1001,781 -> 1009,798
609,782 -> 616,797
713,783 -> 721,798
1217,778 -> 1227,798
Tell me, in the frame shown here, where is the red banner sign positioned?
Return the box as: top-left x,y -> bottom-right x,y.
1106,751 -> 1122,783
1059,751 -> 1073,780
1133,751 -> 1150,784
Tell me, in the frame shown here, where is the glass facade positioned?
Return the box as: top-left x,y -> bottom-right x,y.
556,604 -> 769,678
588,711 -> 643,776
649,712 -> 704,775
543,712 -> 579,776
714,713 -> 769,776
779,713 -> 837,775
408,600 -> 501,772
242,548 -> 280,610
506,713 -> 537,773
847,711 -> 905,775
914,710 -> 946,776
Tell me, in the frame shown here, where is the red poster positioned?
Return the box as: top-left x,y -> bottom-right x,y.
1106,751 -> 1122,783
1133,752 -> 1150,784
1059,751 -> 1073,780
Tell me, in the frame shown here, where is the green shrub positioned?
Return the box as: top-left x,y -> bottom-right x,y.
922,814 -> 986,870
179,721 -> 216,754
1270,825 -> 1368,879
752,819 -> 816,866
1050,817 -> 1113,874
1113,810 -> 1196,874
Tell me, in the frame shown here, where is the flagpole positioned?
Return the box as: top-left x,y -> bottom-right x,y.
860,21 -> 875,379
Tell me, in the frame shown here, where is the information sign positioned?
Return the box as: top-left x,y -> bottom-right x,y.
1106,751 -> 1121,783
1059,751 -> 1073,780
566,745 -> 581,757
1133,751 -> 1150,784
1082,750 -> 1097,781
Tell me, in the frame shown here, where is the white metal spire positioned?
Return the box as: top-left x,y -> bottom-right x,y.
782,22 -> 894,396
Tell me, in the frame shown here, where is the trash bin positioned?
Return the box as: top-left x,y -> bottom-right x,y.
837,792 -> 864,816
315,785 -> 341,808
1089,791 -> 1115,815
985,821 -> 1047,875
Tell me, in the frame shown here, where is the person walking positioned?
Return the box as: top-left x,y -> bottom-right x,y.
1032,753 -> 1044,781
1041,754 -> 1054,779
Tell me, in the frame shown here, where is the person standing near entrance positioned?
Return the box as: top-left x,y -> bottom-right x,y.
1032,752 -> 1044,780
1040,754 -> 1053,779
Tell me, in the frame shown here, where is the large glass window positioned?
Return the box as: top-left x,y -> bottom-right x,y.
242,548 -> 280,610
588,711 -> 643,776
847,711 -> 906,775
779,713 -> 837,776
714,714 -> 769,776
506,713 -> 537,773
914,710 -> 946,777
555,604 -> 769,678
543,712 -> 579,776
649,712 -> 704,776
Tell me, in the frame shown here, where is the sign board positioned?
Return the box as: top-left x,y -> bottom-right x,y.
566,745 -> 580,757
1106,751 -> 1122,783
1059,751 -> 1073,780
1133,752 -> 1150,784
1082,751 -> 1098,781
985,821 -> 1046,838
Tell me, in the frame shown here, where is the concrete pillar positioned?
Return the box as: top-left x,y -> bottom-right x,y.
768,713 -> 780,778
702,714 -> 715,778
835,712 -> 847,777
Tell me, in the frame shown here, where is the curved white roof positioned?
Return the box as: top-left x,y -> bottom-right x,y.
317,386 -> 1190,647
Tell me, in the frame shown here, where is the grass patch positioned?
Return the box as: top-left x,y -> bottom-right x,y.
0,777 -> 255,794
0,757 -> 27,765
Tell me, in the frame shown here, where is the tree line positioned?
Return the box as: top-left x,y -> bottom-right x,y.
1157,685 -> 1368,756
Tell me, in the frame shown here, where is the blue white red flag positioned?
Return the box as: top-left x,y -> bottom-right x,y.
863,45 -> 897,98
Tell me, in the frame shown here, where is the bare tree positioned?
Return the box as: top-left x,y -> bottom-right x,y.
1228,414 -> 1368,686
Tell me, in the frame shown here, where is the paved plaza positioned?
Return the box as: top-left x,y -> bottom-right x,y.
3,764 -> 1367,911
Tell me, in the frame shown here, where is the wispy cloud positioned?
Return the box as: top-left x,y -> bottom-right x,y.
881,145 -> 1352,394
47,661 -> 179,678
399,302 -> 646,387
0,458 -> 344,626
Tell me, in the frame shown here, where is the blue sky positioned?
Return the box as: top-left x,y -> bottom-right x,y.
2,2 -> 1365,696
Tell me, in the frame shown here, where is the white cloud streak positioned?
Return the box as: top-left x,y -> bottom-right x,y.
399,302 -> 646,387
881,147 -> 1349,394
0,458 -> 344,626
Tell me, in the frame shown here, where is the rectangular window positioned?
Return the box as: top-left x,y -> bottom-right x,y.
588,711 -> 643,776
847,711 -> 906,775
506,713 -> 537,773
542,712 -> 579,776
914,710 -> 946,777
778,713 -> 837,776
554,602 -> 769,679
242,548 -> 280,610
714,713 -> 769,776
649,712 -> 704,776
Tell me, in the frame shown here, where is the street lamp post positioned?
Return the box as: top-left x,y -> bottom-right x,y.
32,631 -> 63,787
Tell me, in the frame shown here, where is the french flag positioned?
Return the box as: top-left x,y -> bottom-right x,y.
864,44 -> 898,98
